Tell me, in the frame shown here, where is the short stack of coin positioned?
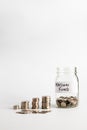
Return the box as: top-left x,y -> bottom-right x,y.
32,98 -> 39,109
56,96 -> 78,108
42,96 -> 51,109
21,101 -> 29,110
13,105 -> 19,110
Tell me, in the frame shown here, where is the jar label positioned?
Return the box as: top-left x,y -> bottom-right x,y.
55,82 -> 70,93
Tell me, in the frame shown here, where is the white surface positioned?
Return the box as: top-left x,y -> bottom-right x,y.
0,0 -> 87,129
0,106 -> 87,130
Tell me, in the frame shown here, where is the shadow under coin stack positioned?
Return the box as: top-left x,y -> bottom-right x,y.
32,98 -> 39,109
42,96 -> 51,109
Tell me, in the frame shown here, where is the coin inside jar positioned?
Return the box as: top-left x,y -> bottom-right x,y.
56,96 -> 78,108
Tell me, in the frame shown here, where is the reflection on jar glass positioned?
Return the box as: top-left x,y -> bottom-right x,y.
55,67 -> 79,108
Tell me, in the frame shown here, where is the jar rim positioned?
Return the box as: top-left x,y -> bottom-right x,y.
57,67 -> 77,73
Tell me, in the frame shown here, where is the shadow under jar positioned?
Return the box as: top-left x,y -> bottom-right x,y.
55,67 -> 79,108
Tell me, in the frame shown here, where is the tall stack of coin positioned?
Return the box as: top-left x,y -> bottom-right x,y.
42,96 -> 51,109
21,101 -> 29,110
32,98 -> 39,109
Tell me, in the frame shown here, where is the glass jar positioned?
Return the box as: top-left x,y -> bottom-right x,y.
55,67 -> 79,108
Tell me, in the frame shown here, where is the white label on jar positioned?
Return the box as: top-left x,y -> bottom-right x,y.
55,82 -> 70,93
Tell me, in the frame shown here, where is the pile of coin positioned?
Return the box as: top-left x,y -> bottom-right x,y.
42,96 -> 51,109
21,101 -> 29,110
56,96 -> 78,108
32,98 -> 39,109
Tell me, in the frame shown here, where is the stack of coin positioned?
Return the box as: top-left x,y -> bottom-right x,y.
42,96 -> 51,109
32,98 -> 39,109
21,101 -> 29,110
56,96 -> 78,108
13,105 -> 19,110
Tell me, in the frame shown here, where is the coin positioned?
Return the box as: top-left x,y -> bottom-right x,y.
42,96 -> 51,102
21,101 -> 29,110
38,109 -> 51,114
13,105 -> 19,110
32,97 -> 39,109
61,102 -> 66,108
32,98 -> 39,102
42,96 -> 51,109
16,109 -> 32,114
32,109 -> 39,113
56,96 -> 78,108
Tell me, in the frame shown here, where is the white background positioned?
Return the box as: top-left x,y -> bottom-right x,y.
0,0 -> 87,129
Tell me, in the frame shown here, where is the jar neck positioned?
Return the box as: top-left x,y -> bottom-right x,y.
57,67 -> 77,75
57,72 -> 76,76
